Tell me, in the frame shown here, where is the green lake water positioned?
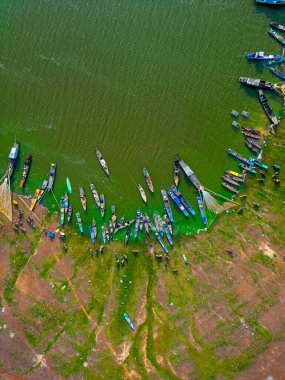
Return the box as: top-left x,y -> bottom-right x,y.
0,0 -> 284,236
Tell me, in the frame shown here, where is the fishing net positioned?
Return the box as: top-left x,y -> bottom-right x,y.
201,188 -> 238,214
0,177 -> 12,222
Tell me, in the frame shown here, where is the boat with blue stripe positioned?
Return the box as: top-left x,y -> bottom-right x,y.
155,232 -> 169,253
161,189 -> 173,222
197,196 -> 207,225
171,186 -> 196,216
167,188 -> 189,217
269,67 -> 285,80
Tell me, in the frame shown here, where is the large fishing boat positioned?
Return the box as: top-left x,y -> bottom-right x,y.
239,77 -> 274,90
268,28 -> 285,45
171,186 -> 196,216
258,90 -> 279,125
197,196 -> 207,225
95,147 -> 110,176
228,149 -> 254,166
270,22 -> 285,32
143,167 -> 154,193
167,189 -> 189,217
246,52 -> 282,60
5,142 -> 20,179
20,155 -> 31,187
90,183 -> 100,207
161,189 -> 173,222
47,163 -> 56,191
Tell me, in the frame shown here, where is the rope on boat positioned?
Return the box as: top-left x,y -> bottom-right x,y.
51,189 -> 60,210
17,195 -> 43,224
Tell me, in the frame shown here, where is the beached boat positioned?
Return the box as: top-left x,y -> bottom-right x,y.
228,149 -> 254,166
90,183 -> 100,207
268,28 -> 285,45
242,131 -> 260,140
76,212 -> 83,233
197,196 -> 207,225
168,189 -> 189,217
246,52 -> 282,60
89,220 -> 97,244
138,184 -> 147,203
265,57 -> 285,66
95,147 -> 110,176
63,192 -> 69,214
174,154 -> 180,186
161,189 -> 173,222
47,163 -> 56,191
249,158 -> 268,170
60,197 -> 65,225
139,213 -> 144,231
30,188 -> 40,211
239,77 -> 274,90
222,182 -> 239,194
242,126 -> 260,135
102,225 -> 106,244
30,179 -> 48,210
66,177 -> 72,194
258,90 -> 279,125
245,140 -> 260,155
171,186 -> 196,216
270,22 -> 285,32
224,172 -> 245,183
5,142 -> 20,179
222,175 -> 240,187
145,213 -> 151,234
99,194 -> 105,217
79,187 -> 87,211
269,67 -> 285,80
20,155 -> 31,187
111,205 -> 116,227
125,227 -> 131,244
155,232 -> 168,253
163,222 -> 173,246
239,163 -> 257,174
67,204 -> 72,222
153,212 -> 160,233
143,167 -> 154,193
124,313 -> 135,330
134,209 -> 141,238
245,138 -> 262,150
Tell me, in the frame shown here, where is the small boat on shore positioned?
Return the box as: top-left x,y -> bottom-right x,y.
258,90 -> 279,125
269,67 -> 285,80
89,219 -> 97,244
246,52 -> 282,60
66,178 -> 72,194
222,182 -> 239,194
67,204 -> 72,222
268,28 -> 285,44
63,192 -> 69,214
239,163 -> 257,174
138,184 -> 147,203
102,225 -> 106,244
163,222 -> 173,246
47,163 -> 56,191
245,138 -> 262,150
239,77 -> 274,90
79,187 -> 87,211
228,149 -> 254,166
155,232 -> 168,253
225,170 -> 245,180
242,126 -> 260,135
174,154 -> 180,186
171,186 -> 196,216
161,189 -> 173,222
153,212 -> 160,233
197,196 -> 207,225
95,147 -> 110,176
20,155 -> 31,187
139,213 -> 144,231
30,188 -> 40,211
222,175 -> 240,187
242,131 -> 260,140
99,194 -> 105,217
168,188 -> 189,217
270,22 -> 285,32
90,183 -> 100,207
76,212 -> 83,233
5,142 -> 20,180
143,167 -> 154,193
134,209 -> 141,238
124,313 -> 135,331
60,197 -> 65,225
30,179 -> 48,210
249,158 -> 268,170
245,140 -> 260,155
125,227 -> 131,244
111,205 -> 116,228
144,213 -> 151,234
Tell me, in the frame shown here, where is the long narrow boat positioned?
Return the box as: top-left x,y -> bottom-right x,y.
102,225 -> 106,244
155,232 -> 168,254
222,182 -> 239,194
76,212 -> 83,233
161,189 -> 173,222
60,197 -> 65,225
268,28 -> 285,45
174,154 -> 180,186
245,140 -> 260,155
239,77 -> 274,90
242,131 -> 260,140
95,147 -> 110,176
138,184 -> 147,203
63,192 -> 69,214
125,227 -> 131,244
5,142 -> 20,180
30,188 -> 40,211
163,222 -> 173,246
265,57 -> 285,66
246,52 -> 282,60
270,22 -> 285,32
153,212 -> 160,233
67,204 -> 72,222
89,220 -> 96,244
139,213 -> 144,231
258,90 -> 279,125
256,0 -> 285,3
239,163 -> 257,174
30,179 -> 48,210
269,67 -> 285,80
222,175 -> 240,187
99,194 -> 105,217
20,155 -> 31,187
179,160 -> 203,191
167,189 -> 189,217
171,186 -> 196,216
66,177 -> 72,194
249,157 -> 268,170
79,187 -> 87,211
124,313 -> 135,331
111,205 -> 116,228
242,126 -> 260,135
197,196 -> 207,225
224,172 -> 245,183
225,170 -> 245,180
90,183 -> 100,207
144,213 -> 150,234
134,209 -> 141,238
228,149 -> 254,166
245,138 -> 262,150
143,167 -> 154,193
47,163 -> 56,191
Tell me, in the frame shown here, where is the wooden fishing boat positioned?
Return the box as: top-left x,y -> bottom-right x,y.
224,172 -> 245,183
174,154 -> 180,186
143,167 -> 154,193
125,227 -> 131,244
108,219 -> 114,240
155,232 -> 168,253
167,222 -> 173,236
269,67 -> 285,80
246,51 -> 282,60
139,213 -> 144,231
153,212 -> 160,233
145,213 -> 151,233
144,215 -> 150,234
222,175 -> 240,187
60,197 -> 65,225
245,137 -> 262,150
20,155 -> 31,187
245,140 -> 260,155
90,183 -> 100,207
171,186 -> 196,216
5,142 -> 20,180
79,187 -> 87,211
225,170 -> 245,180
239,163 -> 257,174
124,313 -> 135,331
115,216 -> 125,232
92,218 -> 97,238
163,222 -> 173,246
47,163 -> 56,191
197,196 -> 207,225
138,184 -> 147,203
258,90 -> 279,125
270,22 -> 285,32
161,189 -> 173,222
222,182 -> 239,194
95,147 -> 110,176
67,204 -> 72,222
63,191 -> 69,214
102,225 -> 106,244
239,77 -> 274,90
168,189 -> 189,217
242,131 -> 260,140
242,126 -> 260,135
76,212 -> 83,233
228,149 -> 254,166
66,177 -> 72,194
134,209 -> 141,238
99,194 -> 105,217
30,179 -> 48,211
268,28 -> 285,45
30,188 -> 40,211
111,205 -> 116,228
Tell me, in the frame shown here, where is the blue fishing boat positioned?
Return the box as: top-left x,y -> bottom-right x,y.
163,222 -> 173,246
269,67 -> 285,80
47,163 -> 56,191
167,189 -> 189,217
171,186 -> 196,216
102,225 -> 106,244
246,52 -> 282,60
76,212 -> 83,233
161,189 -> 173,222
155,232 -> 169,253
256,0 -> 285,4
124,313 -> 135,331
228,149 -> 254,166
239,163 -> 257,174
265,57 -> 285,66
249,158 -> 268,170
197,196 -> 207,225
134,209 -> 141,239
89,222 -> 96,244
